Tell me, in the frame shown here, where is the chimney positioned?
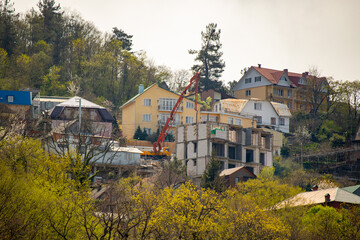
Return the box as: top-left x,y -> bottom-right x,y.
325,193 -> 330,203
283,69 -> 288,74
258,64 -> 261,68
302,72 -> 309,77
138,84 -> 144,94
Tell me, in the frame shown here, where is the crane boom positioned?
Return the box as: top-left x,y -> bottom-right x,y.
153,72 -> 200,153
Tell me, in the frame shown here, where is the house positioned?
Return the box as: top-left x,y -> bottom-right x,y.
213,99 -> 291,133
219,166 -> 257,187
200,89 -> 234,109
275,187 -> 360,209
342,185 -> 360,197
50,96 -> 114,138
0,90 -> 33,119
120,82 -> 199,140
232,65 -> 327,112
39,96 -> 70,112
176,122 -> 273,178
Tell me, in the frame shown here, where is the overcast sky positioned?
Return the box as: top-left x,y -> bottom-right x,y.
13,0 -> 360,84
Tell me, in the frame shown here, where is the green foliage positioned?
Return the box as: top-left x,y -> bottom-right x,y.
330,133 -> 346,148
200,154 -> 225,192
189,23 -> 225,92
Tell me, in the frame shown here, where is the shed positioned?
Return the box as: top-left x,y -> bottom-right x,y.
219,166 -> 257,187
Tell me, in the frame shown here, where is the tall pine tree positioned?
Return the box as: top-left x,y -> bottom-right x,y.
189,23 -> 225,92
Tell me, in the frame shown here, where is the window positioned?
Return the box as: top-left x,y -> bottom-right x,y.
193,159 -> 197,166
193,142 -> 197,153
158,98 -> 177,111
255,116 -> 262,124
254,103 -> 262,110
245,78 -> 252,84
260,153 -> 265,165
288,90 -> 292,98
255,76 -> 261,82
273,89 -> 283,96
143,114 -> 151,122
228,164 -> 236,169
246,90 -> 251,96
185,116 -> 194,124
299,77 -> 306,85
143,128 -> 151,135
235,118 -> 242,125
90,109 -> 97,120
7,96 -> 14,103
143,99 -> 152,106
271,117 -> 276,125
227,117 -> 234,125
279,118 -> 285,125
159,113 -> 180,125
235,177 -> 240,184
186,101 -> 194,109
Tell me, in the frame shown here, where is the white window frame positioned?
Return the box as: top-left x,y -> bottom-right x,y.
256,116 -> 262,124
246,90 -> 251,96
159,98 -> 177,111
185,116 -> 194,124
288,90 -> 292,98
142,114 -> 152,122
7,95 -> 14,102
143,98 -> 152,106
186,101 -> 195,109
227,117 -> 234,125
254,103 -> 262,110
235,118 -> 242,125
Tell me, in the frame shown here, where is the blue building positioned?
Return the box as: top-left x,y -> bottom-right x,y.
0,90 -> 32,106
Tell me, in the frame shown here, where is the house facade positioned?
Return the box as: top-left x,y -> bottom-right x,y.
232,65 -> 327,112
120,83 -> 199,140
0,90 -> 33,119
219,166 -> 257,187
213,98 -> 291,133
176,122 -> 273,177
50,96 -> 114,138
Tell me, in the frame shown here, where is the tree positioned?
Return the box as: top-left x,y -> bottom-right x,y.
112,27 -> 133,51
0,0 -> 19,55
200,153 -> 225,192
189,23 -> 225,92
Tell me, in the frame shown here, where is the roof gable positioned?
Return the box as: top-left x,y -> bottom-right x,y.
58,96 -> 103,109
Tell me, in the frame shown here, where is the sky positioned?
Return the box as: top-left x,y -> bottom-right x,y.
13,0 -> 360,84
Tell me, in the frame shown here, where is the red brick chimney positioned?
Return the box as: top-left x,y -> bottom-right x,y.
302,72 -> 309,77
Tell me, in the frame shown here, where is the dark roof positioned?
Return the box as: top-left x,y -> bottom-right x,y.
50,106 -> 64,119
98,109 -> 114,122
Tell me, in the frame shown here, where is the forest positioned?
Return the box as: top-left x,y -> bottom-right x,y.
1,136 -> 360,240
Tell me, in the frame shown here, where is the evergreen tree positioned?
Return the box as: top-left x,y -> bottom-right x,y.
189,23 -> 225,92
133,125 -> 143,140
112,27 -> 133,51
0,0 -> 19,55
200,153 -> 225,192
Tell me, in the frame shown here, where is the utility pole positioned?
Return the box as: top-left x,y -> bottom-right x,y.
76,98 -> 82,134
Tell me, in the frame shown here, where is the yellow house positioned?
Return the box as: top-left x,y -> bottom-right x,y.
232,65 -> 328,113
120,82 -> 199,139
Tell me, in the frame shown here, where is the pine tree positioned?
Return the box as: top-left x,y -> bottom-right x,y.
200,153 -> 225,192
189,23 -> 225,92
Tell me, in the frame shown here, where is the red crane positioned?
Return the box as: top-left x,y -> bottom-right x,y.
153,72 -> 200,153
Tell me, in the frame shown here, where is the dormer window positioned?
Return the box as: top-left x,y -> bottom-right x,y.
299,77 -> 306,85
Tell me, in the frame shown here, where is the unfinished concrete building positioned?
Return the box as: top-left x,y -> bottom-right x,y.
176,122 -> 273,178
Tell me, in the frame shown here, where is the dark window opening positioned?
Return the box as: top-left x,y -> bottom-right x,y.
246,149 -> 254,163
228,163 -> 236,169
228,146 -> 235,159
260,153 -> 265,165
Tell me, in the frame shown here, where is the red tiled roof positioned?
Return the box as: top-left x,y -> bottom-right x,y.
252,66 -> 302,87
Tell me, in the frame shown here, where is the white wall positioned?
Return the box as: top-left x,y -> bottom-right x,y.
232,68 -> 271,91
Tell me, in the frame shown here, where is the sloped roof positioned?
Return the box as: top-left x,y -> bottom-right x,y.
275,188 -> 360,209
270,102 -> 292,117
120,82 -> 196,109
57,96 -> 104,108
252,66 -> 302,87
219,99 -> 249,113
219,166 -> 256,177
342,185 -> 360,196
